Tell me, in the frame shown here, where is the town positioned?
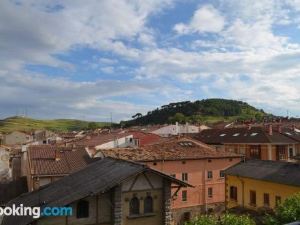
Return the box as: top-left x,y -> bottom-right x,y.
1,108 -> 300,225
2,0 -> 300,224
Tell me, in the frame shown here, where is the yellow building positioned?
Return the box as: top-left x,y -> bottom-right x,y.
224,160 -> 300,210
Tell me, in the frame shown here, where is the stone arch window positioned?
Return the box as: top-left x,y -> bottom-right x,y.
129,196 -> 140,215
144,195 -> 153,213
76,200 -> 89,218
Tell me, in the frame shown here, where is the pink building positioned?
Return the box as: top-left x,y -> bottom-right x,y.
98,137 -> 242,225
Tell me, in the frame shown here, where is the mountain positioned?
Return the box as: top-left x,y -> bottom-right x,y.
0,116 -> 111,133
123,98 -> 271,126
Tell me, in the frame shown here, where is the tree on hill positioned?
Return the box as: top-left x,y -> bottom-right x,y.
124,98 -> 269,126
168,113 -> 187,123
264,192 -> 300,225
186,213 -> 255,225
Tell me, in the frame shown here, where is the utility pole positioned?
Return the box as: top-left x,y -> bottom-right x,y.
110,112 -> 113,128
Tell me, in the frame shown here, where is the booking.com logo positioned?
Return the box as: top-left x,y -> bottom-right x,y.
0,204 -> 72,218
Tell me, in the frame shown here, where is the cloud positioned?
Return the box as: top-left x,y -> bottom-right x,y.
174,5 -> 225,34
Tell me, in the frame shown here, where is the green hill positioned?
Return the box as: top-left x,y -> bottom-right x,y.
123,98 -> 271,126
0,117 -> 110,133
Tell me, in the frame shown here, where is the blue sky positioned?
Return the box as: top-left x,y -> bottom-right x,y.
1,0 -> 300,121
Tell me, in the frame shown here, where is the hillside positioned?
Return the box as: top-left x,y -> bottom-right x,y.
0,117 -> 110,133
123,98 -> 271,126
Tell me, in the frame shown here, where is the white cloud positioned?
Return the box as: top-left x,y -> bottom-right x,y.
174,5 -> 225,34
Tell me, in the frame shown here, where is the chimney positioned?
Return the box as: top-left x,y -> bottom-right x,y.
292,124 -> 296,131
268,124 -> 273,136
175,122 -> 179,135
247,124 -> 251,130
278,124 -> 282,133
55,149 -> 61,161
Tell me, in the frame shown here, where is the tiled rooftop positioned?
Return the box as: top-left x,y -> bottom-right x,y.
98,137 -> 242,162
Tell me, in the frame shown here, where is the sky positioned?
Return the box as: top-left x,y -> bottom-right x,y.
1,0 -> 300,122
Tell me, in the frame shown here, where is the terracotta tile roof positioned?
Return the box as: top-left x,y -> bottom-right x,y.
195,127 -> 297,144
28,145 -> 97,176
98,137 -> 241,162
70,132 -> 131,147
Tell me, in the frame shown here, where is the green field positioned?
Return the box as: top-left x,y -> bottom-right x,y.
0,116 -> 110,133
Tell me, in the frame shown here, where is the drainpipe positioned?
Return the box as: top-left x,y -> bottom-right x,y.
237,176 -> 245,207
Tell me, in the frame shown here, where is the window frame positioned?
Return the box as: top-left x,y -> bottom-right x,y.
182,190 -> 187,202
76,200 -> 89,219
129,196 -> 140,215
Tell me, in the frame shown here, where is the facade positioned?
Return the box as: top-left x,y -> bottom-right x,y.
151,122 -> 200,137
97,137 -> 242,224
3,131 -> 32,145
225,160 -> 300,211
33,130 -> 57,144
195,125 -> 297,161
0,146 -> 10,181
1,158 -> 190,225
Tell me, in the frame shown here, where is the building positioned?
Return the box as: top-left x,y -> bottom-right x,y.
151,122 -> 200,137
0,146 -> 10,181
1,157 -> 190,225
96,137 -> 242,224
33,130 -> 57,144
3,131 -> 33,146
225,160 -> 300,211
67,132 -> 137,151
23,145 -> 96,191
194,125 -> 297,161
129,131 -> 162,147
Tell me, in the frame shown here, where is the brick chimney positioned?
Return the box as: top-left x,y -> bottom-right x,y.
268,124 -> 273,135
55,149 -> 61,161
278,124 -> 282,133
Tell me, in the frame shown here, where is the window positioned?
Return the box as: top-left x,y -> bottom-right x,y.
207,171 -> 213,179
208,159 -> 212,163
263,193 -> 270,206
219,170 -> 225,178
153,162 -> 157,166
249,146 -> 261,159
144,196 -> 153,214
182,190 -> 187,201
289,147 -> 294,158
230,186 -> 237,201
182,173 -> 188,181
76,200 -> 89,218
208,187 -> 213,198
249,190 -> 256,206
130,197 -> 140,215
275,196 -> 281,207
276,146 -> 287,160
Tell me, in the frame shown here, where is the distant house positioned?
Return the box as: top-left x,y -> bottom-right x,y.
129,131 -> 162,147
3,131 -> 33,145
225,160 -> 300,211
151,122 -> 200,137
23,145 -> 96,191
1,157 -> 190,225
194,125 -> 297,161
33,130 -> 57,144
68,132 -> 138,155
97,137 -> 242,225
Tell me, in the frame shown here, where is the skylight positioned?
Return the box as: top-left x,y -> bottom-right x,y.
250,133 -> 258,136
220,134 -> 226,137
233,133 -> 240,136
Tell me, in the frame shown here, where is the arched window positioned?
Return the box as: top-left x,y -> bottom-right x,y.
144,196 -> 153,214
129,197 -> 140,215
76,200 -> 89,218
